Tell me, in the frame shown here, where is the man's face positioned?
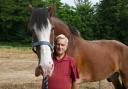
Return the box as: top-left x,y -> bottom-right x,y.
55,39 -> 68,55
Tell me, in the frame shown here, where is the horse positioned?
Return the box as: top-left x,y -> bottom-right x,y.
28,4 -> 128,89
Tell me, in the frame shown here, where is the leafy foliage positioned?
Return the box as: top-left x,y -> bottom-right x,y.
0,0 -> 128,44
96,0 -> 128,43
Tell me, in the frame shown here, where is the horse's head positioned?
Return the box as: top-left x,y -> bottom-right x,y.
28,4 -> 55,76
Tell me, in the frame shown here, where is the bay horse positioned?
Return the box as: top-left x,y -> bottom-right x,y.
28,4 -> 128,89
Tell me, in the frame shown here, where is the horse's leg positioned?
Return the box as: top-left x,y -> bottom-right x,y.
121,75 -> 128,89
120,47 -> 128,89
107,72 -> 120,82
122,81 -> 127,89
111,78 -> 123,89
107,72 -> 123,89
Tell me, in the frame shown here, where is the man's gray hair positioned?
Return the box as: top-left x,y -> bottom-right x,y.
55,34 -> 68,44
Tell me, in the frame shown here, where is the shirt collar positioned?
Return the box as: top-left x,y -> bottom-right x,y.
53,53 -> 68,62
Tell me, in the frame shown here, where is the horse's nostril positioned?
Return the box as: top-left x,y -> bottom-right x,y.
38,65 -> 42,70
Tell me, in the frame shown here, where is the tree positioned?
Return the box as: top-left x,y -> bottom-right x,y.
96,0 -> 128,44
0,0 -> 30,42
118,0 -> 128,43
72,0 -> 96,39
0,0 -> 47,42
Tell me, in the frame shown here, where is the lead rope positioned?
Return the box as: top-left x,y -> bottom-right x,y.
43,75 -> 48,89
43,25 -> 55,89
43,0 -> 55,87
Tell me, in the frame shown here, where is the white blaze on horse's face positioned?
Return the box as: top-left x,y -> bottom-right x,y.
34,19 -> 54,76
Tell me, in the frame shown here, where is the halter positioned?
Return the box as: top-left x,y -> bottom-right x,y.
31,32 -> 54,89
32,41 -> 54,54
31,18 -> 55,54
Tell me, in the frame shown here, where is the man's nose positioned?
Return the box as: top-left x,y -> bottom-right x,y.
58,45 -> 61,48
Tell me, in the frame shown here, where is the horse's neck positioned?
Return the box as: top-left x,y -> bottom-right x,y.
51,17 -> 70,36
67,35 -> 77,54
51,17 -> 89,55
67,35 -> 87,55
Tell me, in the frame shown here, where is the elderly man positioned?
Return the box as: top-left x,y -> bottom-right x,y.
35,34 -> 79,89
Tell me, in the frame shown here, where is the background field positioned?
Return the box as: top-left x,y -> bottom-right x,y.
0,47 -> 114,89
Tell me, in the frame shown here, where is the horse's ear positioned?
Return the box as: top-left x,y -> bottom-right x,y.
28,4 -> 33,13
48,4 -> 56,17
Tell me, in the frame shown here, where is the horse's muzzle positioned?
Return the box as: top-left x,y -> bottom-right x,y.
35,63 -> 54,77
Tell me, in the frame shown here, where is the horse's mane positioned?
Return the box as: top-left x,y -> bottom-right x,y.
68,24 -> 81,37
30,8 -> 49,30
29,7 -> 81,38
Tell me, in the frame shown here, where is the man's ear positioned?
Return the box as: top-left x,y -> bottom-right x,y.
28,4 -> 33,14
48,4 -> 56,17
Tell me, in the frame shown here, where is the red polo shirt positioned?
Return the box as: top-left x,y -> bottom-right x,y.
42,54 -> 79,89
